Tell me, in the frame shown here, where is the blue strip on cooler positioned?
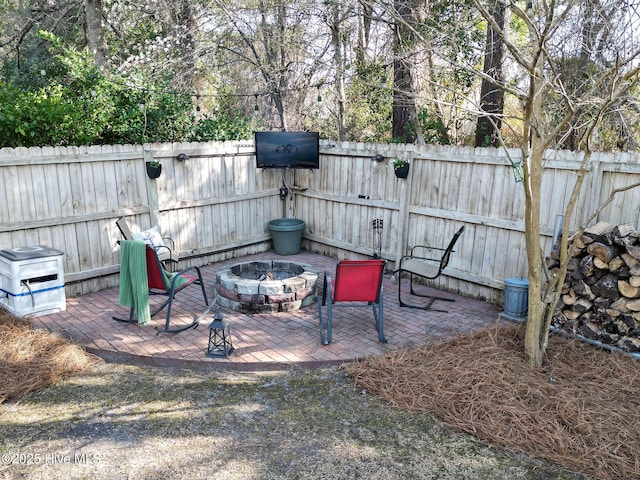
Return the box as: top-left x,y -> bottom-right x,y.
0,284 -> 65,297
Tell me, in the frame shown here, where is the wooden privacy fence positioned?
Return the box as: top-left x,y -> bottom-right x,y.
1,141 -> 640,303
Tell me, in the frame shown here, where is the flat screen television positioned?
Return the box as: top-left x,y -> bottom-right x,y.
255,131 -> 320,169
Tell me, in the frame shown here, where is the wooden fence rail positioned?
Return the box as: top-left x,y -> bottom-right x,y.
1,141 -> 640,303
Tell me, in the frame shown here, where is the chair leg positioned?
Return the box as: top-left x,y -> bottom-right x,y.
319,300 -> 333,345
112,306 -> 136,324
372,299 -> 388,343
113,302 -> 166,324
156,268 -> 208,334
325,302 -> 333,345
398,272 -> 454,313
156,291 -> 199,334
319,274 -> 333,345
194,266 -> 209,306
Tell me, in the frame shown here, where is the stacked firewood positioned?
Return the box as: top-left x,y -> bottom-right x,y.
547,222 -> 640,353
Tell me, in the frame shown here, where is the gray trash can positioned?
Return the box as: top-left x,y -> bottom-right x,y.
268,218 -> 305,255
502,277 -> 529,320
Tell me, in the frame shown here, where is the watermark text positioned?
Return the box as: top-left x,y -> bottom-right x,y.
1,452 -> 100,465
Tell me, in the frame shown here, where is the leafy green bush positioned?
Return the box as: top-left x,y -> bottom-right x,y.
0,82 -> 102,147
416,110 -> 451,145
189,113 -> 254,142
0,32 -> 254,148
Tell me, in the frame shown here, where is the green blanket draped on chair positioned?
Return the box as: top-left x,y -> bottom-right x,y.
163,268 -> 189,290
118,240 -> 151,325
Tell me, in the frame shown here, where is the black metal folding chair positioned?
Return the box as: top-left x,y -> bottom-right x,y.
395,226 -> 465,312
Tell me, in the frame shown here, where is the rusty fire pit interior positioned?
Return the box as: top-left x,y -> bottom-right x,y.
215,260 -> 318,313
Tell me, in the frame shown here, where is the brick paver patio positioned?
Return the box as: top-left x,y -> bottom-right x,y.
30,250 -> 502,370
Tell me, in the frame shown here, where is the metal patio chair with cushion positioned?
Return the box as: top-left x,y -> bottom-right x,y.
116,216 -> 179,267
113,241 -> 208,334
395,226 -> 465,312
318,259 -> 388,345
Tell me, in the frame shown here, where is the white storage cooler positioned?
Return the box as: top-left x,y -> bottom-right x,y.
0,246 -> 66,317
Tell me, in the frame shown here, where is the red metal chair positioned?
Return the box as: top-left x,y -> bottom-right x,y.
113,243 -> 208,334
318,259 -> 387,345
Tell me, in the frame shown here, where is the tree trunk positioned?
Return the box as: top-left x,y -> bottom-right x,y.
524,142 -> 545,367
84,0 -> 106,69
474,0 -> 506,147
523,28 -> 546,368
175,1 -> 197,92
392,58 -> 415,143
392,0 -> 417,143
276,0 -> 288,131
356,2 -> 372,68
257,0 -> 287,131
330,0 -> 347,141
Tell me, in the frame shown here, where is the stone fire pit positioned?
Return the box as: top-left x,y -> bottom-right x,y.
215,260 -> 318,313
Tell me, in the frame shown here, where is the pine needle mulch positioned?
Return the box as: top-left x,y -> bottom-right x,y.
344,322 -> 640,480
0,312 -> 101,404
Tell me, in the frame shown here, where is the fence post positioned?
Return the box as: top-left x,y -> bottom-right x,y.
144,148 -> 160,227
551,214 -> 564,252
394,149 -> 414,267
586,153 -> 603,226
284,168 -> 295,219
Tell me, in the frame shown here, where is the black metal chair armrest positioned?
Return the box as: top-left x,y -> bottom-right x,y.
162,237 -> 176,250
410,244 -> 448,257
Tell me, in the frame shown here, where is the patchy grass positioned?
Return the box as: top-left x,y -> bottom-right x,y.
0,363 -> 589,480
0,312 -> 600,479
